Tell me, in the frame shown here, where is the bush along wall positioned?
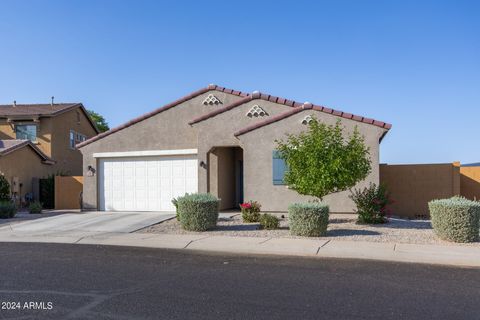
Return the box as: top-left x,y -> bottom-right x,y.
288,203 -> 329,237
176,193 -> 220,231
429,196 -> 480,243
0,201 -> 16,219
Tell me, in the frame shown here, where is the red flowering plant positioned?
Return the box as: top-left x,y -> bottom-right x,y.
349,183 -> 392,224
240,200 -> 261,223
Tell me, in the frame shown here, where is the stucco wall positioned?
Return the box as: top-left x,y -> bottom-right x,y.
237,110 -> 386,213
460,166 -> 480,201
195,100 -> 292,195
380,163 -> 461,218
80,90 -> 244,210
50,109 -> 98,175
0,117 -> 53,157
211,147 -> 236,210
0,147 -> 52,200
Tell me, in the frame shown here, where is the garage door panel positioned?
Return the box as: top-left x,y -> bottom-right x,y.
99,155 -> 197,212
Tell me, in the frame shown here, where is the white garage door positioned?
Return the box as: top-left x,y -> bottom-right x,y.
98,155 -> 198,211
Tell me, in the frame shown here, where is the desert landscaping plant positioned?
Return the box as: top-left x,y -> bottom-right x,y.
429,196 -> 480,243
350,183 -> 391,224
276,118 -> 371,201
0,201 -> 16,219
176,193 -> 220,231
28,201 -> 43,214
0,175 -> 10,202
240,201 -> 261,223
288,203 -> 329,237
259,214 -> 280,230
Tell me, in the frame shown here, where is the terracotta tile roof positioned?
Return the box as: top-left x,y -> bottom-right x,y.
0,139 -> 54,164
76,84 -> 248,148
234,104 -> 391,137
189,91 -> 391,131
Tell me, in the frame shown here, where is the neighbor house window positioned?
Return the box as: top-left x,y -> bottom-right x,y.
69,130 -> 76,149
15,125 -> 37,142
70,130 -> 86,149
272,150 -> 287,185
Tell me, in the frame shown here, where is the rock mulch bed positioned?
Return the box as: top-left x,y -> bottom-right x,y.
139,213 -> 479,246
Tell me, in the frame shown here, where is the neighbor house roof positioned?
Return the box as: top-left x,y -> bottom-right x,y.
190,91 -> 391,131
234,103 -> 392,137
76,84 -> 249,148
0,139 -> 54,164
0,102 -> 100,133
0,103 -> 81,117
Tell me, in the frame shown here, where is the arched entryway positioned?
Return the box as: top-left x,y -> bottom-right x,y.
207,146 -> 244,210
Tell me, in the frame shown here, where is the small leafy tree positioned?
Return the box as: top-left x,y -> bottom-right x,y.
0,175 -> 10,201
276,118 -> 371,201
88,110 -> 110,132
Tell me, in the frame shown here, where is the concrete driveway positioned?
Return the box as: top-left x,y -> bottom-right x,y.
0,211 -> 175,234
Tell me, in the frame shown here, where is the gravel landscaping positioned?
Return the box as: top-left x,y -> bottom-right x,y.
140,213 -> 480,246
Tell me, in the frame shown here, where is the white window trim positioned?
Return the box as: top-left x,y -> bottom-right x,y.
93,149 -> 198,158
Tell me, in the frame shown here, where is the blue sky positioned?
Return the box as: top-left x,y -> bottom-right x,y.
0,0 -> 478,164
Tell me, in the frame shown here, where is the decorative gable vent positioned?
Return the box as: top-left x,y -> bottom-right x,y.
246,105 -> 268,118
202,94 -> 222,105
301,115 -> 313,125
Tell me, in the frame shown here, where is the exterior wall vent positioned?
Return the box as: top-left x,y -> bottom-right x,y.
202,94 -> 222,105
246,105 -> 268,117
301,115 -> 313,125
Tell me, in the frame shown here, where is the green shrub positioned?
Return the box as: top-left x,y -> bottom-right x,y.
0,175 -> 10,202
0,201 -> 16,219
259,214 -> 280,230
349,183 -> 391,224
240,200 -> 261,223
28,201 -> 43,214
429,197 -> 480,243
176,193 -> 220,231
288,203 -> 329,237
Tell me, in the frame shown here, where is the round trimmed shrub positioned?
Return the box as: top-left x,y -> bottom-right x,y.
259,214 -> 280,230
176,193 -> 220,231
29,201 -> 43,214
0,201 -> 16,219
429,197 -> 480,243
288,203 -> 329,237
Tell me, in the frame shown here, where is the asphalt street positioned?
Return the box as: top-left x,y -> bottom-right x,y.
0,243 -> 478,319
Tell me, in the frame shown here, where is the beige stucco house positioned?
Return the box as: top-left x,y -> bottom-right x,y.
78,85 -> 391,213
0,102 -> 99,201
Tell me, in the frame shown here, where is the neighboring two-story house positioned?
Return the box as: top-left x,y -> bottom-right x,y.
0,102 -> 99,201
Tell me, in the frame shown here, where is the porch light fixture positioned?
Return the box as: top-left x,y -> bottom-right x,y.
87,165 -> 96,177
199,161 -> 207,169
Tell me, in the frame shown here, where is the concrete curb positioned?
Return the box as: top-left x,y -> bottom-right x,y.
0,231 -> 479,268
